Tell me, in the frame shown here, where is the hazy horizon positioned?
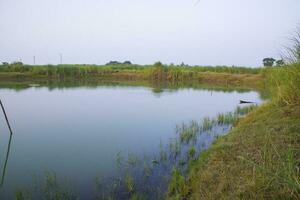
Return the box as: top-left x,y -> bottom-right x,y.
0,0 -> 299,67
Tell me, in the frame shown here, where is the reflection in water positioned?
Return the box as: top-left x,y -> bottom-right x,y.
0,134 -> 12,187
0,79 -> 257,94
0,99 -> 13,188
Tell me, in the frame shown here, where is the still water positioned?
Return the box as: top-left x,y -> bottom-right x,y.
0,84 -> 262,199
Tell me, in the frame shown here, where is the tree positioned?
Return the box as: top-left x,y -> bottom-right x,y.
123,61 -> 132,65
11,61 -> 23,65
276,59 -> 284,66
154,61 -> 163,67
263,58 -> 276,67
106,61 -> 121,65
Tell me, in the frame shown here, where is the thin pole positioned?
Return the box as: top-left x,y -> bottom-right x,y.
0,134 -> 12,187
0,99 -> 13,135
60,53 -> 63,64
33,56 -> 36,65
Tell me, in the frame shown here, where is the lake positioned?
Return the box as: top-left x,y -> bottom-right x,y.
0,83 -> 262,199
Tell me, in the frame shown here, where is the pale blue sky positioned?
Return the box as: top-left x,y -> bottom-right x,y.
0,0 -> 299,66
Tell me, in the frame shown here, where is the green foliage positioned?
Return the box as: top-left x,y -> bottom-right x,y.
176,121 -> 200,144
187,146 -> 196,159
159,141 -> 168,162
169,139 -> 181,159
143,162 -> 153,178
284,28 -> 300,64
202,117 -> 214,131
149,62 -> 165,81
130,193 -> 146,200
276,59 -> 285,66
265,64 -> 300,105
217,112 -> 239,125
168,168 -> 189,199
191,65 -> 260,74
125,173 -> 135,194
235,105 -> 257,115
15,171 -> 78,200
127,153 -> 140,167
263,57 -> 276,67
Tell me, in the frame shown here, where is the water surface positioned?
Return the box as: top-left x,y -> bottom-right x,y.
0,84 -> 262,199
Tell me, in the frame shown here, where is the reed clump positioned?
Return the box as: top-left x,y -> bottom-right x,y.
15,171 -> 78,200
264,64 -> 300,106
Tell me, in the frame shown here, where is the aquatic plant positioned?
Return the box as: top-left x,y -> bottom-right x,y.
169,139 -> 181,160
188,146 -> 197,160
168,167 -> 189,199
217,112 -> 238,125
116,151 -> 124,169
125,173 -> 135,194
176,121 -> 200,144
235,105 -> 257,115
130,193 -> 146,200
143,162 -> 153,178
127,153 -> 140,167
201,117 -> 214,131
159,141 -> 167,162
15,171 -> 78,200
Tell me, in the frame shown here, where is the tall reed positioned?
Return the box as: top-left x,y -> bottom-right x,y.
264,64 -> 300,106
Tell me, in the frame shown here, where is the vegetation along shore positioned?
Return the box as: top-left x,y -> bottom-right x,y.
0,62 -> 262,90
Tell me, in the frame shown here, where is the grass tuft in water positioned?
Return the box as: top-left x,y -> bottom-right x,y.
15,171 -> 78,200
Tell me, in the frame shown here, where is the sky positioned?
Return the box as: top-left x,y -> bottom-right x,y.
0,0 -> 299,67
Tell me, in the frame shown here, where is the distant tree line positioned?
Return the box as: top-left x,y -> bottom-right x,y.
262,58 -> 285,67
1,61 -> 23,65
106,61 -> 132,65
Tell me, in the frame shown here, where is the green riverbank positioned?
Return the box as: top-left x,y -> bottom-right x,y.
0,63 -> 262,90
168,64 -> 300,199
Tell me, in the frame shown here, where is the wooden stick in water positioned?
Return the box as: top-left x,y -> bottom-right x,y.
0,134 -> 12,187
0,99 -> 13,135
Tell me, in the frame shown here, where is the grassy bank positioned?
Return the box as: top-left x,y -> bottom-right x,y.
168,64 -> 300,199
0,63 -> 261,76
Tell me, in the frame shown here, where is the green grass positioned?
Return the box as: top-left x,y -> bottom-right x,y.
263,64 -> 300,106
168,64 -> 300,199
0,63 -> 260,74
